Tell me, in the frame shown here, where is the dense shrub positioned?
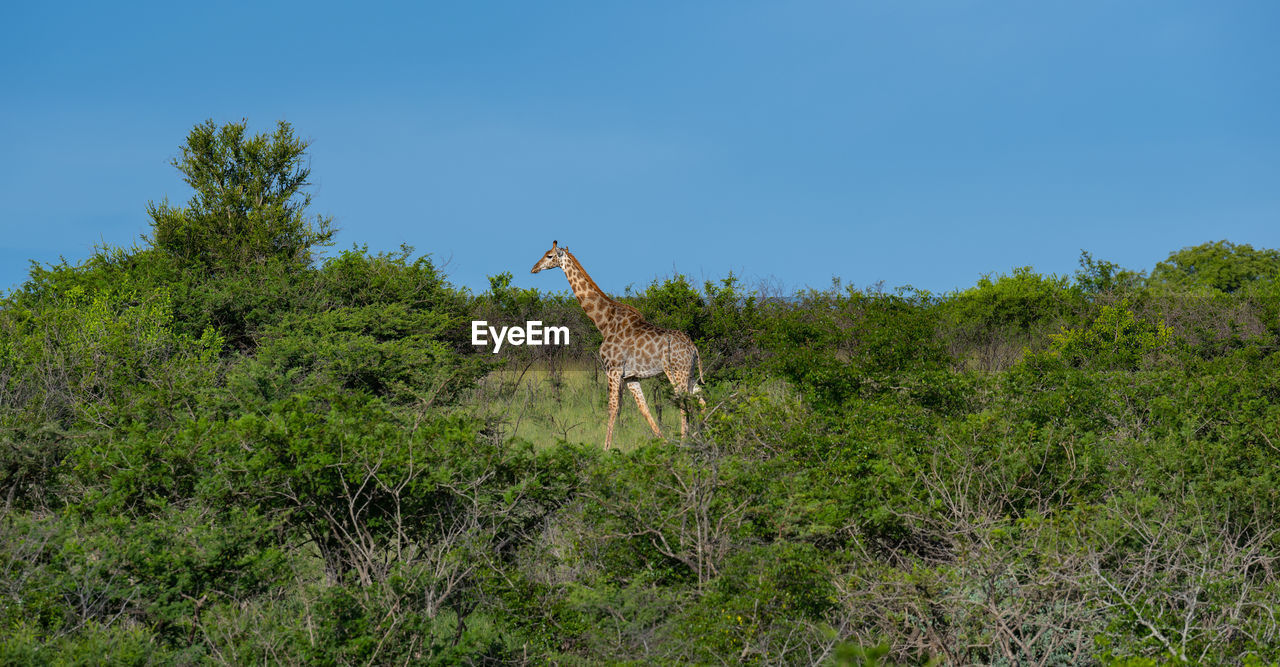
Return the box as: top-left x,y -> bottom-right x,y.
1149,240 -> 1280,294
1045,301 -> 1175,371
942,266 -> 1085,369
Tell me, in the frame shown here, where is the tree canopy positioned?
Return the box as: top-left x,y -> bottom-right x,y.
1149,240 -> 1280,293
146,119 -> 334,272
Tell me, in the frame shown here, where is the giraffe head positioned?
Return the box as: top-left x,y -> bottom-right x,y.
530,240 -> 569,274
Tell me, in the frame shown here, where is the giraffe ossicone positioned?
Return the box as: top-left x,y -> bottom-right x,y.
531,240 -> 706,449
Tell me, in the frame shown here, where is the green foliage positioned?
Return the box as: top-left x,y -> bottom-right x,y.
699,274 -> 762,371
762,286 -> 947,408
1,621 -> 167,666
483,271 -> 548,317
946,266 -> 1081,336
260,246 -> 489,405
0,507 -> 284,652
629,273 -> 704,334
255,303 -> 481,405
8,121 -> 1280,663
146,119 -> 334,272
319,244 -> 464,310
670,542 -> 836,661
1149,240 -> 1280,294
232,392 -> 473,568
1044,301 -> 1175,371
477,270 -> 597,366
0,280 -> 223,509
577,441 -> 766,586
832,641 -> 894,667
1075,250 -> 1146,295
1,279 -> 223,424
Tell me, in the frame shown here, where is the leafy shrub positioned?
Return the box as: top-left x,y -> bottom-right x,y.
0,283 -> 223,509
624,273 -> 763,379
627,273 -> 704,334
475,271 -> 599,369
761,286 -> 947,408
1045,301 -> 1174,371
1074,250 -> 1145,296
669,542 -> 836,663
255,303 -> 484,406
946,266 -> 1080,335
942,266 -> 1084,369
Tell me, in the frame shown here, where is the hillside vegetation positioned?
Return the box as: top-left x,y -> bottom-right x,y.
4,121 -> 1280,664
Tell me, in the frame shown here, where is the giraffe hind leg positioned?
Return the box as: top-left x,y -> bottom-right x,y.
664,367 -> 693,438
605,370 -> 623,450
626,380 -> 662,437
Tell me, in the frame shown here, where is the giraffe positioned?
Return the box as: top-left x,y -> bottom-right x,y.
531,241 -> 706,449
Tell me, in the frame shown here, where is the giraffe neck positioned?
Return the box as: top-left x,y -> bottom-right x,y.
561,251 -> 614,331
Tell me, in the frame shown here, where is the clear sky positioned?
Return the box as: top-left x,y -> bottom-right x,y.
3,2 -> 1278,297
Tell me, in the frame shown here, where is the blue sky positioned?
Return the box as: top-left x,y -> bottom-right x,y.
3,2 -> 1277,296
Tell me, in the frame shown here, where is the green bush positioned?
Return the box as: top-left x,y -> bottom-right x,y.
0,281 -> 223,509
1074,250 -> 1146,296
761,286 -> 947,409
669,542 -> 836,662
946,266 -> 1081,335
255,303 -> 484,405
1045,301 -> 1175,370
1149,240 -> 1280,294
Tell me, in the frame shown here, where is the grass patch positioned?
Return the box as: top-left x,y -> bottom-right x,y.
463,365 -> 689,451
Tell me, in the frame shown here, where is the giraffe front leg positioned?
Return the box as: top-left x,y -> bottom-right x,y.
627,380 -> 662,438
604,370 -> 623,450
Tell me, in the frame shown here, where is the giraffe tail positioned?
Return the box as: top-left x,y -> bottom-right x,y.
694,349 -> 707,409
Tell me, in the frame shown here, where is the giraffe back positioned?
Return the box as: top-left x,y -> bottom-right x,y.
599,302 -> 700,383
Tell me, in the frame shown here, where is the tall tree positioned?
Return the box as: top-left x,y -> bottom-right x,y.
1148,240 -> 1280,293
146,119 -> 334,272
